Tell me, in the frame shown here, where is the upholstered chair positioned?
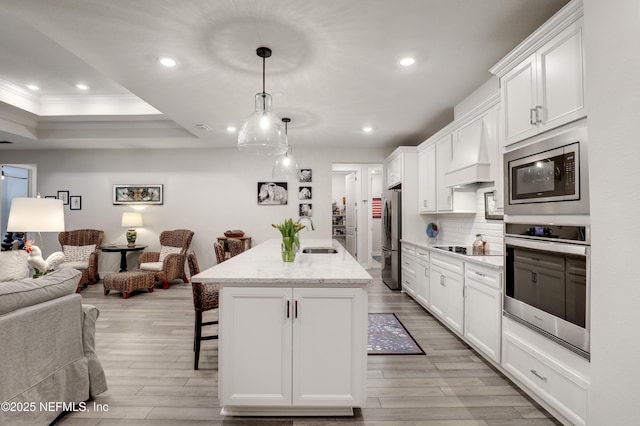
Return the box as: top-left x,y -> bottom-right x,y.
188,251 -> 218,370
138,229 -> 194,289
227,238 -> 244,258
58,229 -> 104,292
214,242 -> 225,264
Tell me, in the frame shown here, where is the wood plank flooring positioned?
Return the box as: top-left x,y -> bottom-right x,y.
56,269 -> 560,425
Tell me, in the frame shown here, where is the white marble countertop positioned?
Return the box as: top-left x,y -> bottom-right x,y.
401,239 -> 504,269
192,238 -> 372,286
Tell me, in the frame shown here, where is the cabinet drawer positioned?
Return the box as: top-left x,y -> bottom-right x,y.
503,332 -> 588,426
401,244 -> 416,255
401,255 -> 415,272
430,252 -> 464,275
465,264 -> 501,290
415,248 -> 429,262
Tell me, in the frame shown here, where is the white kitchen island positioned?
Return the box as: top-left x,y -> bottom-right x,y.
191,238 -> 372,417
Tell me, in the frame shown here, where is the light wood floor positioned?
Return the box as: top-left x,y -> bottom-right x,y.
57,269 -> 560,425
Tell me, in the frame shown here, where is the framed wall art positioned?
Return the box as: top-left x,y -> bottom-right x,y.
299,169 -> 312,183
70,195 -> 82,210
298,186 -> 312,200
113,184 -> 163,205
299,203 -> 312,217
257,182 -> 288,205
484,191 -> 503,220
57,190 -> 69,205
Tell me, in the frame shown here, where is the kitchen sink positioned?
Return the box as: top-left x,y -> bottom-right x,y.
302,247 -> 338,254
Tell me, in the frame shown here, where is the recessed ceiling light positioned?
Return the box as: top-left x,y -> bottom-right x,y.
159,57 -> 177,67
363,126 -> 373,133
400,57 -> 416,67
227,126 -> 237,132
26,84 -> 39,91
76,83 -> 89,90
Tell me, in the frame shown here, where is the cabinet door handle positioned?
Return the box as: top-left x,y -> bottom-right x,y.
530,108 -> 537,125
530,369 -> 548,382
474,271 -> 485,277
532,272 -> 537,283
295,300 -> 299,319
536,106 -> 543,124
440,275 -> 446,286
286,300 -> 290,319
448,195 -> 452,208
424,200 -> 428,208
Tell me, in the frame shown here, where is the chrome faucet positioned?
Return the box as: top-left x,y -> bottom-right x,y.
297,216 -> 314,231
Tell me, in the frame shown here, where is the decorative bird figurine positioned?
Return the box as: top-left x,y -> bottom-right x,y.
24,240 -> 65,277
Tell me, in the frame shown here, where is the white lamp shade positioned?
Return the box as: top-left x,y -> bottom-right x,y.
237,93 -> 288,156
121,212 -> 143,227
6,197 -> 65,232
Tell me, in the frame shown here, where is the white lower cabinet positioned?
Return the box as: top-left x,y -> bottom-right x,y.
220,286 -> 367,410
502,317 -> 589,426
464,264 -> 502,363
401,244 -> 416,297
415,248 -> 429,308
429,253 -> 464,335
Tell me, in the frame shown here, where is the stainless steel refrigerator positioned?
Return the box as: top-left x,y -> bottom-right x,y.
381,189 -> 401,290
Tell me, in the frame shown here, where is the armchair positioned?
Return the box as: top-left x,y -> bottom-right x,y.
138,229 -> 194,289
58,229 -> 104,292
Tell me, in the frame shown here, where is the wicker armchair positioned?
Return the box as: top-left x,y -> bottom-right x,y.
214,242 -> 225,264
227,238 -> 244,258
188,251 -> 219,370
138,229 -> 194,289
58,229 -> 104,292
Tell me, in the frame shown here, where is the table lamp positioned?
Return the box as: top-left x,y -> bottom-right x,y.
6,197 -> 65,249
121,212 -> 143,247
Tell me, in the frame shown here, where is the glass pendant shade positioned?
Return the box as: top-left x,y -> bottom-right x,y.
272,148 -> 300,180
237,93 -> 288,156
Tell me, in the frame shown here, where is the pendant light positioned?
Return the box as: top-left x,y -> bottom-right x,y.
237,47 -> 288,156
272,118 -> 300,180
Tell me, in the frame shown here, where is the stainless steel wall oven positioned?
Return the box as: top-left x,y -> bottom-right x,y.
504,222 -> 590,359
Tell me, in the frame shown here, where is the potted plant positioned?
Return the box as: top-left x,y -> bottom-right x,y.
272,218 -> 305,262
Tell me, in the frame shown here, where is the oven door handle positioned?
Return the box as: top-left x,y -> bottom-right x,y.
505,236 -> 588,256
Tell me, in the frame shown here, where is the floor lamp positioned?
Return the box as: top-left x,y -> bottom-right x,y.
6,197 -> 65,251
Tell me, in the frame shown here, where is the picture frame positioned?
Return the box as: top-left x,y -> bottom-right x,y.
113,184 -> 163,205
298,186 -> 312,200
70,195 -> 82,210
299,203 -> 312,217
484,191 -> 503,220
257,182 -> 288,205
299,169 -> 312,183
57,190 -> 69,205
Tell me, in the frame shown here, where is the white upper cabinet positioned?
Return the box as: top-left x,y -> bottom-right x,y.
491,1 -> 585,146
385,154 -> 402,189
436,134 -> 453,212
417,144 -> 437,213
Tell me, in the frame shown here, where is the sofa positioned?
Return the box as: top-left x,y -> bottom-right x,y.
0,252 -> 108,426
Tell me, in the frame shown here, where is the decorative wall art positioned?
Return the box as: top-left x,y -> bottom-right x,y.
57,190 -> 69,205
298,186 -> 312,200
299,169 -> 312,183
113,184 -> 163,205
70,195 -> 82,210
257,182 -> 288,205
484,191 -> 503,220
299,203 -> 312,217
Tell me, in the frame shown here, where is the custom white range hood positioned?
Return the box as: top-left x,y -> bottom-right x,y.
444,116 -> 492,187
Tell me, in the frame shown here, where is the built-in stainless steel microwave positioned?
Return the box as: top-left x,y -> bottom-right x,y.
504,123 -> 589,216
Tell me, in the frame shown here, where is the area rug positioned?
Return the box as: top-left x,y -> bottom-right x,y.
368,313 -> 425,355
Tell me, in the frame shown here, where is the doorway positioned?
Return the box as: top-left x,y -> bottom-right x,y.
1,164 -> 36,249
331,163 -> 382,268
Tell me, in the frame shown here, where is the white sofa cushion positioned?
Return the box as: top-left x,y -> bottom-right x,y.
0,267 -> 81,316
139,261 -> 163,272
63,244 -> 96,262
159,245 -> 182,261
0,250 -> 29,281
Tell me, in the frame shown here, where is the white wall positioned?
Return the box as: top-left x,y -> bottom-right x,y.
584,0 -> 640,423
0,147 -> 386,273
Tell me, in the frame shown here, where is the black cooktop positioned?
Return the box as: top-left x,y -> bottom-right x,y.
434,245 -> 502,256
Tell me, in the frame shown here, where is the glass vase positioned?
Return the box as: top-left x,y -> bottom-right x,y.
281,237 -> 296,262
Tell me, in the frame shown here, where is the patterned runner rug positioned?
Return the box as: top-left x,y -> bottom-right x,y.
368,313 -> 425,355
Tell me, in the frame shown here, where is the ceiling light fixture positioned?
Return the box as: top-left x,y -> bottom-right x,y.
272,117 -> 300,180
237,47 -> 288,156
363,126 -> 373,132
226,126 -> 237,132
159,57 -> 177,67
76,83 -> 89,90
400,57 -> 416,66
26,84 -> 39,91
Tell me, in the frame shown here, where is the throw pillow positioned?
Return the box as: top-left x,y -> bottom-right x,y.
63,244 -> 96,262
0,250 -> 30,281
159,245 -> 182,262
